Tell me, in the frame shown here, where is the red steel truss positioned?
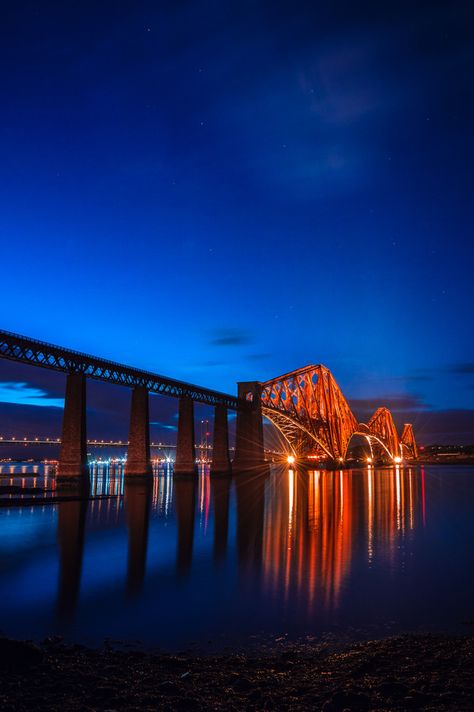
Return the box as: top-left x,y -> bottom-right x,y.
261,365 -> 358,461
367,407 -> 400,460
401,423 -> 418,460
261,365 -> 417,462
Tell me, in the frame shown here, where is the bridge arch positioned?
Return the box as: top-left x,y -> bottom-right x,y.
261,406 -> 333,460
260,366 -> 416,463
344,427 -> 397,462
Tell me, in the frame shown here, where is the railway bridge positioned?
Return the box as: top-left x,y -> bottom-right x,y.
0,330 -> 417,482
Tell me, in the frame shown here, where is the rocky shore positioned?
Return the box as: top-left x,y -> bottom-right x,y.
0,634 -> 472,711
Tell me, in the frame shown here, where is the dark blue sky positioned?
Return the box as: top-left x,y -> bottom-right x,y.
0,1 -> 473,443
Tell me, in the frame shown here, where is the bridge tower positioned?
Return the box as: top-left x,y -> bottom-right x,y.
233,381 -> 265,471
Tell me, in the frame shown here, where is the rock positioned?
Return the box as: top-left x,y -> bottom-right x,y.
0,638 -> 43,669
232,676 -> 254,692
323,690 -> 370,711
378,680 -> 409,697
159,680 -> 180,694
403,691 -> 431,707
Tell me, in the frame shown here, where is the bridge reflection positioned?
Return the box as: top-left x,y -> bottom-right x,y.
50,465 -> 426,621
57,497 -> 88,620
262,467 -> 425,612
124,480 -> 152,597
211,475 -> 231,564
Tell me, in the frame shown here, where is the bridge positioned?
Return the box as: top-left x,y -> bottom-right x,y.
259,366 -> 417,463
0,329 -> 417,483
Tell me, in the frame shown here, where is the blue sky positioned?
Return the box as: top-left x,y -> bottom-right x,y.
0,1 -> 473,444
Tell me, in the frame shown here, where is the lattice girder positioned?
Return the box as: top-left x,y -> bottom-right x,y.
367,407 -> 400,459
0,329 -> 240,409
401,423 -> 418,459
261,365 -> 358,460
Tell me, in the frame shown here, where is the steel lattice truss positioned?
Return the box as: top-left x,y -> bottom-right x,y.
401,423 -> 418,460
366,407 -> 401,459
261,365 -> 358,460
0,329 -> 240,410
261,365 -> 417,461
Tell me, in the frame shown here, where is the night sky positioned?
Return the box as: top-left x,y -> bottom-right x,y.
0,1 -> 473,444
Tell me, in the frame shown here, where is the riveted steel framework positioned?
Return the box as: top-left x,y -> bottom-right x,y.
261,365 -> 359,460
0,329 -> 241,410
0,330 -> 418,461
401,423 -> 418,460
366,407 -> 401,459
261,365 -> 417,462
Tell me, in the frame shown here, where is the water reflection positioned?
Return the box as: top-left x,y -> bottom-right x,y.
0,463 -> 463,649
53,465 -> 427,611
174,477 -> 196,577
57,497 -> 88,620
124,479 -> 152,598
236,471 -> 267,578
211,475 -> 231,564
262,467 -> 425,613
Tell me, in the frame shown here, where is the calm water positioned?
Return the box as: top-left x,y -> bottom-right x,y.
0,464 -> 473,650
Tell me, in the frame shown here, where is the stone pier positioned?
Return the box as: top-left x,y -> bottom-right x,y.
233,381 -> 265,471
57,373 -> 88,481
125,386 -> 152,476
211,404 -> 231,475
174,396 -> 197,476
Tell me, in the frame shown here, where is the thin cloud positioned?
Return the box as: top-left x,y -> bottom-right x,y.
247,353 -> 271,361
209,329 -> 251,347
0,382 -> 64,408
349,393 -> 427,415
415,409 -> 474,445
150,421 -> 177,431
448,362 -> 474,375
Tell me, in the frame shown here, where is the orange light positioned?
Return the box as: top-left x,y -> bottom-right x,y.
287,455 -> 295,464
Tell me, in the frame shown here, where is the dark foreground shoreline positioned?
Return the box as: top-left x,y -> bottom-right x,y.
0,634 -> 473,711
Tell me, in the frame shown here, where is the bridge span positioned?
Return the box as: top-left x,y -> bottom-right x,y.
0,329 -> 417,483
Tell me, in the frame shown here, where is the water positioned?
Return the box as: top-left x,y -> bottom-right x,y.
0,464 -> 473,650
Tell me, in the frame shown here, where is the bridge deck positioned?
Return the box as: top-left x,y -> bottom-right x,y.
0,329 -> 241,410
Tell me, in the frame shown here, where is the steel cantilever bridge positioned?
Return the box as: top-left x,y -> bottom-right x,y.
0,330 -> 417,475
260,365 -> 418,462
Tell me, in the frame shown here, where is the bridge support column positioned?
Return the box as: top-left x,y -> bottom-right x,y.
125,386 -> 152,477
211,404 -> 231,475
174,396 -> 197,476
58,373 -> 89,481
233,381 -> 265,471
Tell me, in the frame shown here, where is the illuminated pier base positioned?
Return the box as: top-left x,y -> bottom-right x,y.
57,373 -> 89,481
125,386 -> 152,476
174,396 -> 197,476
233,381 -> 265,471
211,404 -> 231,475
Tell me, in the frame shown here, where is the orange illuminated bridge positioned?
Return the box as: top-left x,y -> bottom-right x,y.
260,365 -> 418,463
0,329 -> 417,475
